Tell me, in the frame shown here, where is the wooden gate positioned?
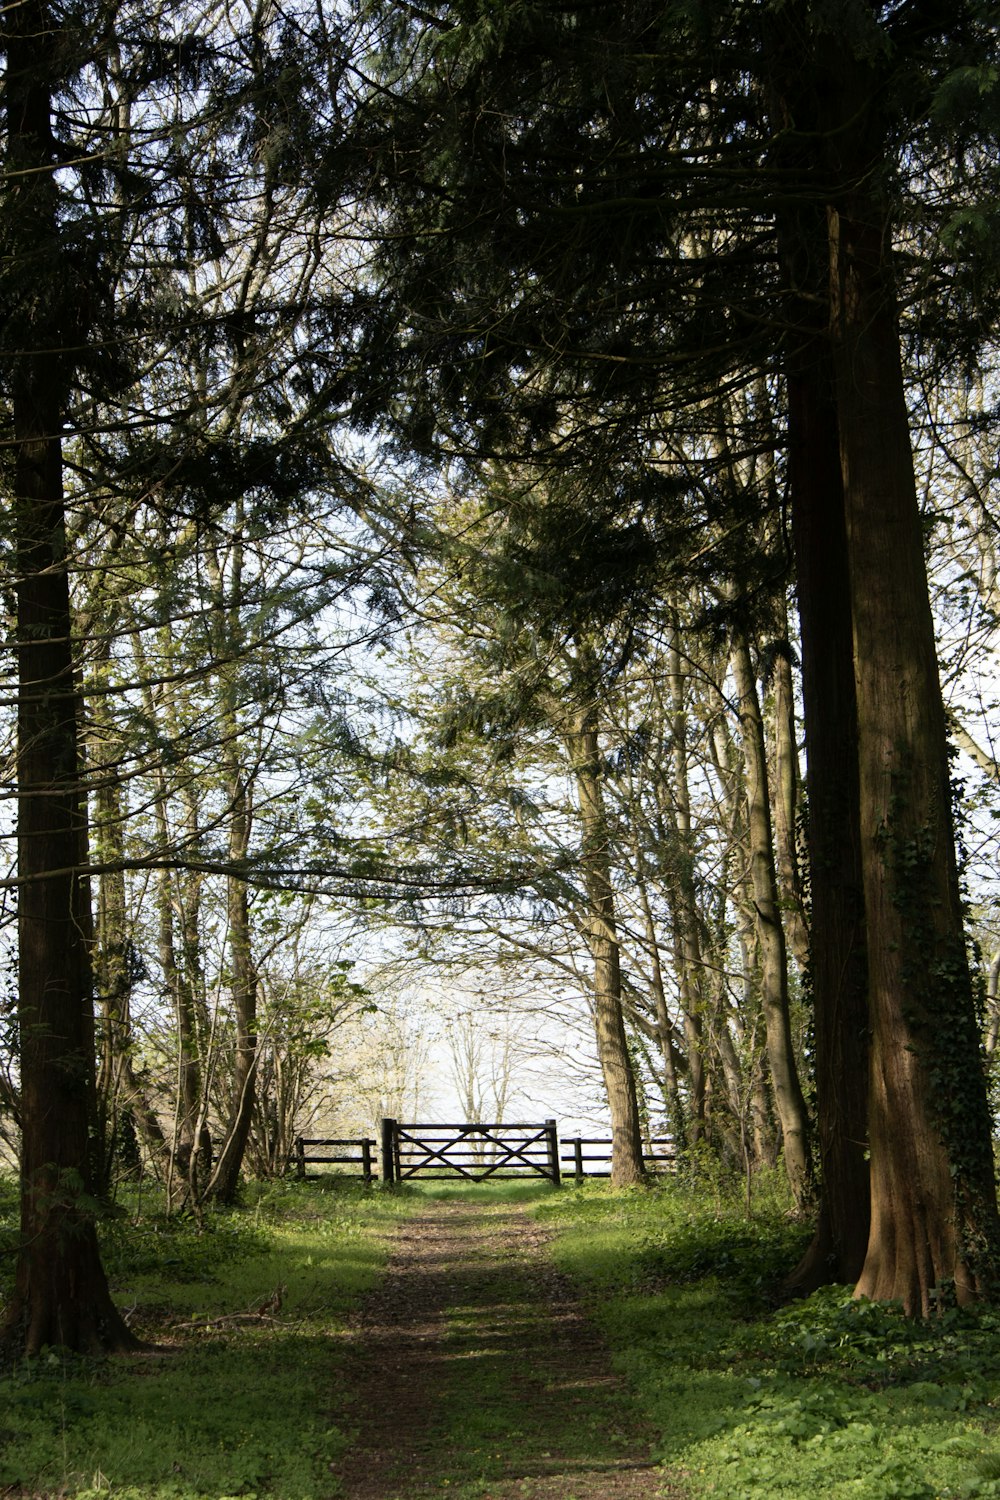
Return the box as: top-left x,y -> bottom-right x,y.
380,1119 -> 561,1184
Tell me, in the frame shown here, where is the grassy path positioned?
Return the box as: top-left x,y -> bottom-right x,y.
332,1194 -> 680,1500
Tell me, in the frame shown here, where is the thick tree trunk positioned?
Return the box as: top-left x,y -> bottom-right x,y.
830,188 -> 999,1311
2,0 -> 137,1353
731,634 -> 814,1211
566,713 -> 646,1186
760,0 -> 996,1308
766,1 -> 872,1293
783,329 -> 871,1291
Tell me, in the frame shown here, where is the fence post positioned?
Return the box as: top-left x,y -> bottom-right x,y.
380,1118 -> 397,1185
295,1137 -> 306,1181
573,1136 -> 584,1185
545,1119 -> 561,1185
361,1137 -> 373,1182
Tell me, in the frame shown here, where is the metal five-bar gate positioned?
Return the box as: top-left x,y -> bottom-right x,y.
380,1118 -> 561,1184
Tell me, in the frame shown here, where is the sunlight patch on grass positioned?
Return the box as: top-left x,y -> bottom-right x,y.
0,1177 -> 414,1499
536,1177 -> 1000,1499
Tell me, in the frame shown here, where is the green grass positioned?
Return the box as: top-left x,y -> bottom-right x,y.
0,1176 -> 414,1500
535,1174 -> 1000,1499
410,1187 -> 640,1497
6,1171 -> 1000,1497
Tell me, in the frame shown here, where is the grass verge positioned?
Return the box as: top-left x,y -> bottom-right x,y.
535,1174 -> 1000,1500
0,1176 -> 413,1500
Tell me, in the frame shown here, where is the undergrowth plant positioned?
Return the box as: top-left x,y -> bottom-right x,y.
536,1174 -> 1000,1499
0,1177 -> 412,1500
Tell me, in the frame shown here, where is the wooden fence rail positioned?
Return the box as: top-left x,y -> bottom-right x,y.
290,1126 -> 675,1185
560,1137 -> 676,1184
293,1137 -> 377,1181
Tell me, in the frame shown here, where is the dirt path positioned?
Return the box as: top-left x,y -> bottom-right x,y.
331,1197 -> 681,1500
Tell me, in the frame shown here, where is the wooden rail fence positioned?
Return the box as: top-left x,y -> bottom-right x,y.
560,1136 -> 677,1183
291,1124 -> 676,1185
293,1137 -> 377,1180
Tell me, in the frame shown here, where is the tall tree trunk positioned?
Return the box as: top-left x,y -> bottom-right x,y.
708,712 -> 777,1164
765,0 -> 1000,1309
769,630 -> 811,975
830,181 -> 998,1310
205,827 -> 258,1203
93,738 -> 170,1179
767,13 -> 873,1291
731,634 -> 814,1210
2,0 -> 137,1353
783,316 -> 871,1292
133,626 -> 213,1208
566,712 -> 646,1186
204,524 -> 258,1204
665,619 -> 707,1141
636,875 -> 686,1142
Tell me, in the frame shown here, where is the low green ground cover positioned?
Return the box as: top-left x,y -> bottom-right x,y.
0,1177 -> 412,1500
3,1173 -> 1000,1498
536,1174 -> 1000,1500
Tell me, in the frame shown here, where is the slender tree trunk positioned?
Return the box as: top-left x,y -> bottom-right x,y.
985,949 -> 1000,1058
665,620 -> 707,1141
93,741 -> 170,1177
636,876 -> 686,1141
769,632 -> 811,974
566,712 -> 645,1186
129,621 -> 213,1201
205,822 -> 258,1203
731,633 -> 814,1210
2,0 -> 137,1352
204,525 -> 259,1203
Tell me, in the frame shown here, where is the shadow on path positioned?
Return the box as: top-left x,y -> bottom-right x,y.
331,1199 -> 681,1499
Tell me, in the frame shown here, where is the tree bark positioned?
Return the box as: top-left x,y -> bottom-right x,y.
2,0 -> 138,1353
134,638 -> 214,1207
766,0 -> 1000,1309
830,183 -> 999,1310
566,712 -> 646,1186
783,324 -> 871,1291
204,524 -> 259,1204
769,631 -> 811,975
731,633 -> 814,1211
664,621 -> 708,1141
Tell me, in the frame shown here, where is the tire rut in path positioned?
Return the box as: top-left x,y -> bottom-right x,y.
331,1198 -> 680,1499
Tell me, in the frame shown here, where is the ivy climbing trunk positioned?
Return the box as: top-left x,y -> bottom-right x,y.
821,8 -> 998,1311
2,0 -> 138,1353
831,185 -> 998,1311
